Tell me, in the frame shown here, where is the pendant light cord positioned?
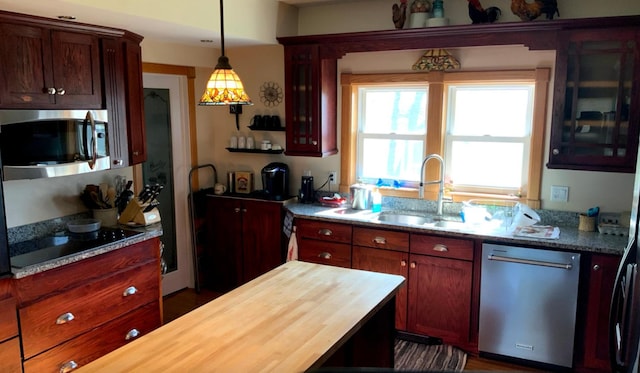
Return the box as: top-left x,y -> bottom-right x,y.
219,0 -> 225,57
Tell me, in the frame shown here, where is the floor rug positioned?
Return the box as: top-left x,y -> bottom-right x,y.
395,339 -> 467,372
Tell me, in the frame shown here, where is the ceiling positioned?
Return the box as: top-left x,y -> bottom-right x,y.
0,0 -> 353,47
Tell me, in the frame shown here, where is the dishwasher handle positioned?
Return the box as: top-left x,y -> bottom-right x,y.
488,254 -> 573,270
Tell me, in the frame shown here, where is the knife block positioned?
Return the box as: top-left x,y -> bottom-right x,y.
118,198 -> 161,226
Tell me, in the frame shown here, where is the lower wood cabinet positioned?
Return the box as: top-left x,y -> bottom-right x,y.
13,238 -> 162,372
296,219 -> 352,268
407,234 -> 474,348
0,278 -> 20,373
352,227 -> 409,331
577,253 -> 620,372
205,196 -> 286,292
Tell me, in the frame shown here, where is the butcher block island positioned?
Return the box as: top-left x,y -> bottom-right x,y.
81,261 -> 405,372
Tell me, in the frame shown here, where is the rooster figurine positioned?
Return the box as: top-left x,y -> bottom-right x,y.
511,0 -> 559,21
392,0 -> 408,29
467,0 -> 501,24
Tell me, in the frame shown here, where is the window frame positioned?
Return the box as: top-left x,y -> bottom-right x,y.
340,69 -> 551,208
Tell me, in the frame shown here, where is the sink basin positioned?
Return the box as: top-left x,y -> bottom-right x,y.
375,214 -> 432,226
431,220 -> 467,229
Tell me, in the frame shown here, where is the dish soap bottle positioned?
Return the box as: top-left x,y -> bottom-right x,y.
372,188 -> 382,213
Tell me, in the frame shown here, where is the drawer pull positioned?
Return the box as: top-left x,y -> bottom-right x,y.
56,312 -> 75,325
401,260 -> 407,267
373,236 -> 387,245
318,228 -> 333,236
125,328 -> 140,340
123,286 -> 138,297
60,360 -> 78,373
433,244 -> 449,252
234,207 -> 241,213
410,262 -> 416,269
318,252 -> 332,259
593,264 -> 600,271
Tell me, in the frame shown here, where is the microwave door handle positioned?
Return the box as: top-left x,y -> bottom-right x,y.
82,113 -> 90,161
85,111 -> 97,169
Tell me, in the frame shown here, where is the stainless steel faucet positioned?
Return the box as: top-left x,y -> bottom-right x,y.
419,153 -> 446,215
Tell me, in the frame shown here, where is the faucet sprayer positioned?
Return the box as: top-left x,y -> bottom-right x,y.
419,154 -> 446,216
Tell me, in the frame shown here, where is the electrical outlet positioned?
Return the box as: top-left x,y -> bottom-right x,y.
328,171 -> 337,184
550,185 -> 569,202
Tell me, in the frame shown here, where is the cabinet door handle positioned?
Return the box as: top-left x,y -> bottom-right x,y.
401,260 -> 407,267
56,312 -> 75,325
410,261 -> 416,269
234,207 -> 241,213
433,244 -> 448,252
123,286 -> 138,297
593,264 -> 600,271
318,252 -> 332,259
56,88 -> 66,95
241,208 -> 247,213
133,151 -> 140,156
318,228 -> 333,236
59,360 -> 78,373
372,236 -> 387,245
312,140 -> 318,146
46,87 -> 57,95
125,328 -> 140,340
552,148 -> 560,155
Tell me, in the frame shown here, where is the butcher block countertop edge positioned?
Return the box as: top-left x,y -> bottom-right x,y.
80,261 -> 405,372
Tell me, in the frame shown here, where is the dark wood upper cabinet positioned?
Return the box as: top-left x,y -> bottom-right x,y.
102,33 -> 146,167
282,45 -> 338,157
0,21 -> 102,109
548,28 -> 640,172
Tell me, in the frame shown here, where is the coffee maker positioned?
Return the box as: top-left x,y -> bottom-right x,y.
261,162 -> 289,200
299,175 -> 315,203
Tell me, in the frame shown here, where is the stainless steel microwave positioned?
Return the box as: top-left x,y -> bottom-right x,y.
0,110 -> 110,180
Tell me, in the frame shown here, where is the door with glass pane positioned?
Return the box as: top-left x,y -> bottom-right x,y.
548,28 -> 639,172
142,73 -> 192,295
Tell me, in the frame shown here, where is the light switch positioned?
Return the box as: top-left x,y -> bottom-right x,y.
550,185 -> 569,202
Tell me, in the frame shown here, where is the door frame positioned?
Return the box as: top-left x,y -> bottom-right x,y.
137,63 -> 198,295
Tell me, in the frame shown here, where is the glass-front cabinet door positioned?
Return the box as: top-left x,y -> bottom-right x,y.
283,44 -> 338,157
548,29 -> 639,172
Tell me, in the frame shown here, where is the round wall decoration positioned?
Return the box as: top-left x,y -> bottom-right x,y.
259,81 -> 283,107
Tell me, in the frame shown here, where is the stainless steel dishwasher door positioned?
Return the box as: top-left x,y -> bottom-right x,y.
479,243 -> 581,368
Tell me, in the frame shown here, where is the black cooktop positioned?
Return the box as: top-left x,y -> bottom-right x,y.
10,227 -> 144,269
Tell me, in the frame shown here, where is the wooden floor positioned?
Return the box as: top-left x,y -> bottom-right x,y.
163,288 -> 544,372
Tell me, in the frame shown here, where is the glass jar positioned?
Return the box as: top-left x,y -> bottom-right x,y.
432,0 -> 444,18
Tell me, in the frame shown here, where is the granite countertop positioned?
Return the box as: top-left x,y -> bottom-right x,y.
10,223 -> 163,279
286,202 -> 628,256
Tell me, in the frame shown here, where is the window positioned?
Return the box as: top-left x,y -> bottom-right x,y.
341,69 -> 550,206
444,84 -> 534,196
357,87 -> 427,187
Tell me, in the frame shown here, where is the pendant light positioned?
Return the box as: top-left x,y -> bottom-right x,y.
199,0 -> 252,106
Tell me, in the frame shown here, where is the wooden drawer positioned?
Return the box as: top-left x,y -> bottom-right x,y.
15,238 -> 159,305
0,296 -> 17,343
296,219 -> 352,243
23,301 -> 160,373
20,260 -> 160,358
298,239 -> 352,268
0,337 -> 22,373
353,227 -> 409,252
410,234 -> 474,261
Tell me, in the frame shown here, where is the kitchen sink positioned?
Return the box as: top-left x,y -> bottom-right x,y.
375,213 -> 433,226
430,220 -> 467,229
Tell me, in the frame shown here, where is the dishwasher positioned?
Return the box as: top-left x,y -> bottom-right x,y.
479,243 -> 581,368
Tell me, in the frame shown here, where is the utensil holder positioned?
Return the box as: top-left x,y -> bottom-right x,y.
579,214 -> 596,232
93,208 -> 118,227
